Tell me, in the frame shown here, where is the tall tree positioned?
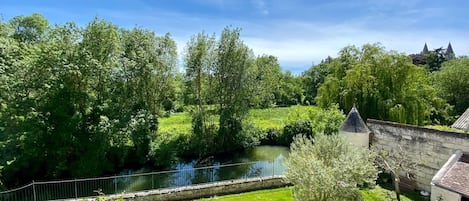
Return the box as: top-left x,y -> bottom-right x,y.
184,32 -> 215,108
432,57 -> 469,115
153,33 -> 178,111
0,16 -> 164,186
276,71 -> 304,106
184,32 -> 216,155
214,27 -> 254,152
302,57 -> 333,105
9,13 -> 49,43
250,55 -> 282,108
424,48 -> 447,72
316,43 -> 450,125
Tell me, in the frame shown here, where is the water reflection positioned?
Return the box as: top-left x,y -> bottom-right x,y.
116,145 -> 289,193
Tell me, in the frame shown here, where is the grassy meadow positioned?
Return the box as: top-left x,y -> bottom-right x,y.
159,105 -> 311,134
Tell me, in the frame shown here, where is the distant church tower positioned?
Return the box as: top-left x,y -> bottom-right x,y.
445,42 -> 455,60
339,106 -> 370,148
421,43 -> 429,54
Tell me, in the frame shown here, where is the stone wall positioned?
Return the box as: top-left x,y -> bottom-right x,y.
431,183 -> 462,200
367,119 -> 469,192
89,176 -> 289,201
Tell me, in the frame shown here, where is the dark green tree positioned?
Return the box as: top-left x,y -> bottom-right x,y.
9,13 -> 49,43
184,32 -> 217,156
432,58 -> 469,116
276,71 -> 304,106
214,27 -> 255,152
302,57 -> 333,105
316,43 -> 450,125
250,55 -> 282,108
425,48 -> 447,72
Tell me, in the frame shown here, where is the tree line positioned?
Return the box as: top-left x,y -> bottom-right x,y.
1,13 -> 469,188
304,44 -> 469,125
0,13 -> 306,188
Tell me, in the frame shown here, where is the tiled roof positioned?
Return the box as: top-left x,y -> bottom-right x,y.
439,162 -> 469,196
432,150 -> 469,197
339,106 -> 370,133
451,108 -> 469,131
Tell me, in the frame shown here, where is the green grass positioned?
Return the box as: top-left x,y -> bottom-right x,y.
245,106 -> 302,130
198,186 -> 426,201
199,187 -> 293,201
159,105 -> 312,134
360,186 -> 425,201
425,125 -> 468,134
158,112 -> 192,134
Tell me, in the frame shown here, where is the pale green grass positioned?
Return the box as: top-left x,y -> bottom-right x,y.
198,186 -> 426,201
158,112 -> 192,134
245,106 -> 302,130
425,125 -> 467,134
159,105 -> 312,134
199,187 -> 293,201
360,186 -> 425,201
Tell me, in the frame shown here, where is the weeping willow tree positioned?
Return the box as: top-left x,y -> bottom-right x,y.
316,43 -> 450,125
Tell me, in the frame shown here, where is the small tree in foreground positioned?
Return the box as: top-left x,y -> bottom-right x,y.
374,145 -> 417,201
286,134 -> 378,201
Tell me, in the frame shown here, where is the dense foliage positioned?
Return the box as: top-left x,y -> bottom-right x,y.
1,13 -> 468,189
310,44 -> 451,125
432,58 -> 469,115
286,134 -> 377,201
0,14 -> 334,187
0,15 -> 174,186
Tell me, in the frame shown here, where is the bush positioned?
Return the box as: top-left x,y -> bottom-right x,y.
239,123 -> 263,149
259,128 -> 282,145
148,132 -> 180,167
286,134 -> 377,201
281,120 -> 313,146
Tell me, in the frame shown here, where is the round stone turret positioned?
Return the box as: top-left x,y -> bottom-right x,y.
339,106 -> 370,148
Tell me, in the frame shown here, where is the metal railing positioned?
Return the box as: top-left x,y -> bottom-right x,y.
0,160 -> 286,201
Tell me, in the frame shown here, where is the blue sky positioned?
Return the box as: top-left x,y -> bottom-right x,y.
2,0 -> 469,74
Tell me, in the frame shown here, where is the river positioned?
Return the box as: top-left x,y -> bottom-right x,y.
117,145 -> 289,192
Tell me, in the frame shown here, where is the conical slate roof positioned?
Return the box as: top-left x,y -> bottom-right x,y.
339,106 -> 370,133
446,42 -> 455,59
422,43 -> 429,54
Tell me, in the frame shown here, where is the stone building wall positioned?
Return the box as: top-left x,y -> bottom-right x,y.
367,119 -> 469,192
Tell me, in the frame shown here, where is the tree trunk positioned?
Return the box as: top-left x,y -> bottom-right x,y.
393,174 -> 401,201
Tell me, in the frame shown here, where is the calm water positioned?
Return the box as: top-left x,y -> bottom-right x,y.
117,145 -> 289,192
0,146 -> 290,201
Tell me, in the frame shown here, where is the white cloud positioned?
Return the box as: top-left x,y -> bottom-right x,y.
240,19 -> 469,73
30,0 -> 466,74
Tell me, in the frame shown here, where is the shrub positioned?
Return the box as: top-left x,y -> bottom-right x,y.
259,128 -> 282,145
148,132 -> 180,167
286,134 -> 377,201
239,123 -> 263,149
281,120 -> 313,146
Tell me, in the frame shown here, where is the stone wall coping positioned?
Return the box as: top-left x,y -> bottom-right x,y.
367,119 -> 469,139
66,175 -> 289,201
431,150 -> 462,185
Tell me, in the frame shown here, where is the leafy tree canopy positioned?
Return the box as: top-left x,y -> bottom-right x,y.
316,43 -> 451,125
432,57 -> 469,115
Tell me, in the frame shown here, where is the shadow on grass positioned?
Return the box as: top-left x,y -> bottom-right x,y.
377,182 -> 427,201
